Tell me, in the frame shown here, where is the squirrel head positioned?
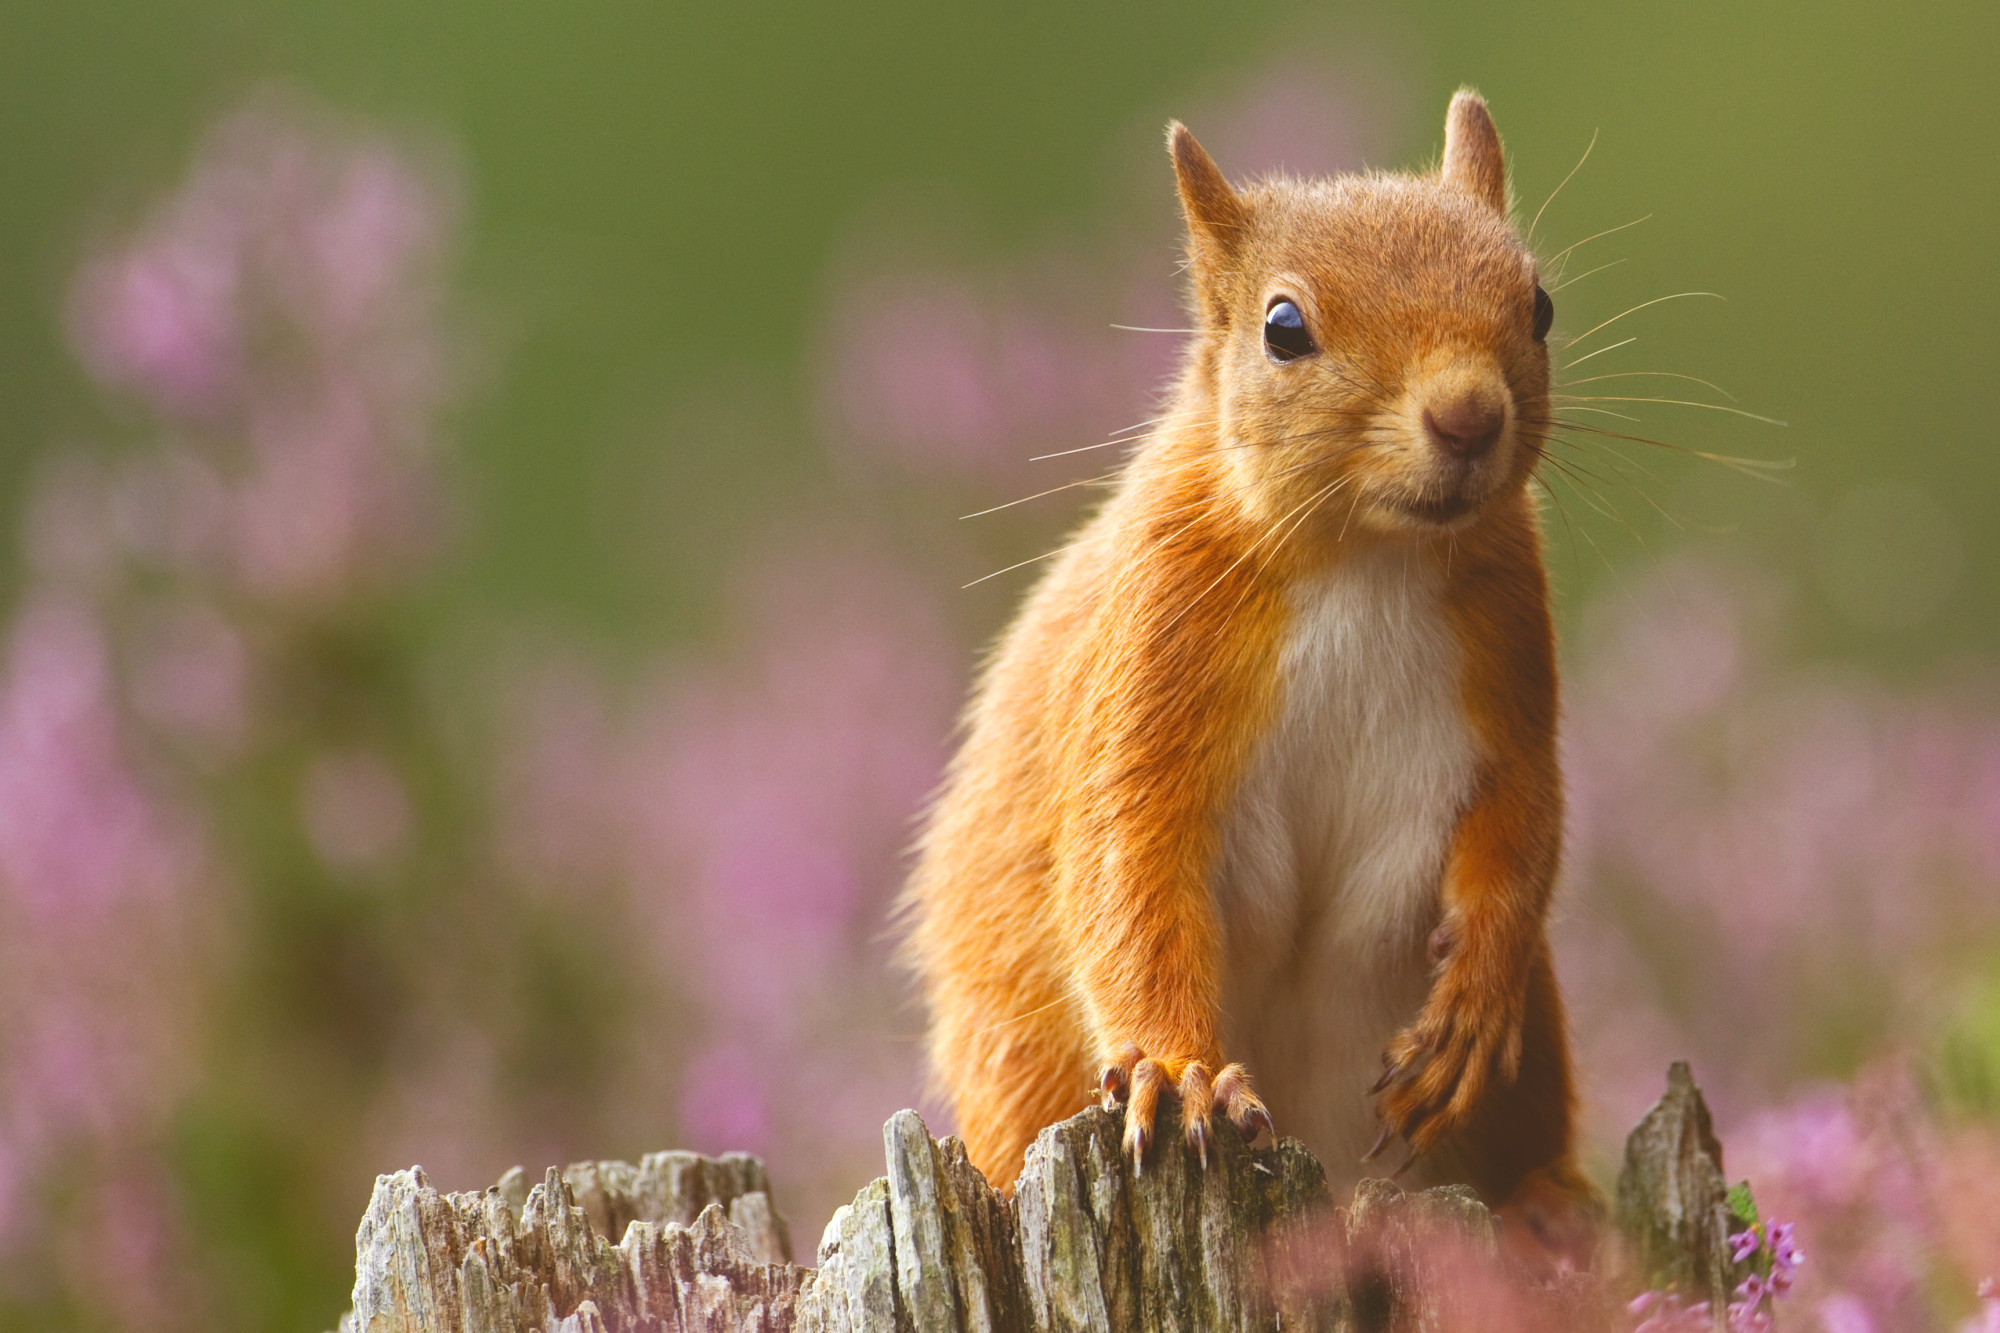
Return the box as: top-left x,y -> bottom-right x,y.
1168,90 -> 1552,541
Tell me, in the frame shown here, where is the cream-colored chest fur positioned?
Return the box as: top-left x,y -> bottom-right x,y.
1210,543 -> 1478,1185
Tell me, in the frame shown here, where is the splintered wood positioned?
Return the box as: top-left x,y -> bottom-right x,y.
336,1065 -> 1743,1332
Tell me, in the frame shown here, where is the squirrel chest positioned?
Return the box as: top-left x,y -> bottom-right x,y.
1210,542 -> 1478,1175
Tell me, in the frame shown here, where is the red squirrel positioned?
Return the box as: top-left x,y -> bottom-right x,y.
902,90 -> 1596,1238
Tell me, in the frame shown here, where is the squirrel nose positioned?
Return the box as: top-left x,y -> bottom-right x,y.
1422,393 -> 1505,460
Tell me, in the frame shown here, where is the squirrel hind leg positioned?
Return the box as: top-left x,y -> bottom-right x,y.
1496,1163 -> 1607,1276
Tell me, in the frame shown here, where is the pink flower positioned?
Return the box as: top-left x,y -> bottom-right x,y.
68,235 -> 241,417
677,1043 -> 774,1156
1818,1294 -> 1878,1333
67,99 -> 453,606
0,598 -> 192,916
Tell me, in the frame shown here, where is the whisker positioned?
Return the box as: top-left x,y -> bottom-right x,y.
968,414 -> 1392,591
1551,421 -> 1797,482
1548,432 -> 1666,486
1539,454 -> 1634,530
1542,469 -> 1634,597
1562,336 -> 1637,370
1564,292 -> 1724,352
1539,214 -> 1651,270
1227,476 -> 1354,617
1552,394 -> 1787,426
1551,405 -> 1642,422
1109,324 -> 1199,334
1539,445 -> 1633,500
1549,258 -> 1625,293
1532,472 -> 1592,588
1152,477 -> 1344,637
959,473 -> 1118,519
1204,473 -> 1353,630
1023,411 -> 1382,496
1025,411 -> 1216,462
1545,438 -> 1685,531
1563,370 -> 1738,402
1267,477 -> 1351,568
1528,128 -> 1598,244
1029,429 -> 1172,462
962,544 -> 1079,588
1100,413 -> 1173,439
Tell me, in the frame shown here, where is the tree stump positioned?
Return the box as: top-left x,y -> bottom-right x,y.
335,1064 -> 1746,1332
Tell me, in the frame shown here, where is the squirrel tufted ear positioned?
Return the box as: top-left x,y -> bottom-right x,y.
1167,122 -> 1245,257
1440,90 -> 1508,215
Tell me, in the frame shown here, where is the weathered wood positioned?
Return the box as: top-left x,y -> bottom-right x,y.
345,1154 -> 806,1333
1613,1060 -> 1754,1329
338,1066 -> 1739,1332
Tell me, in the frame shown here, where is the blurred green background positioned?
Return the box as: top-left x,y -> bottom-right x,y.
1,3 -> 1996,1330
7,1 -> 1994,667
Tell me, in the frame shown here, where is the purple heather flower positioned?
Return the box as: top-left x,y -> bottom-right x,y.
1189,53 -> 1382,183
1969,1280 -> 2000,1333
1817,1294 -> 1879,1333
0,96 -> 462,1310
1768,1221 -> 1803,1293
1560,556 -> 2000,1160
818,268 -> 1174,486
677,1042 -> 775,1157
1731,1227 -> 1762,1265
0,597 -> 194,916
69,233 -> 241,418
1727,1308 -> 1771,1333
1632,1294 -> 1713,1332
67,101 -> 453,607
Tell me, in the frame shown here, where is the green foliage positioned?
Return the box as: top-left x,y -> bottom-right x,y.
1727,1179 -> 1759,1231
1936,969 -> 2000,1116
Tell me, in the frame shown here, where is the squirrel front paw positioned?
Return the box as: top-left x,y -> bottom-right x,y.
1098,1043 -> 1273,1173
1369,975 -> 1525,1163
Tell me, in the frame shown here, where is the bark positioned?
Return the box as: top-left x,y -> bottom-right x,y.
334,1064 -> 1743,1332
1614,1060 -> 1757,1330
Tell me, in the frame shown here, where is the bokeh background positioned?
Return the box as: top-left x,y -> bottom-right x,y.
1,3 -> 1996,1329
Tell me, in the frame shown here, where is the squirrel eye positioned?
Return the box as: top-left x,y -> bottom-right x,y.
1263,299 -> 1317,362
1532,284 -> 1554,342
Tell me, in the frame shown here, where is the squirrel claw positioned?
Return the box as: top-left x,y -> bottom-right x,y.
1371,1045 -> 1433,1097
1212,1061 -> 1271,1147
1364,1122 -> 1396,1163
1179,1061 -> 1216,1169
1106,1047 -> 1268,1176
1243,1104 -> 1275,1144
1120,1054 -> 1169,1172
1373,983 -> 1527,1156
1099,1062 -> 1129,1109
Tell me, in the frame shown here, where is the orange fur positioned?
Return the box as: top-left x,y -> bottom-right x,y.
901,90 -> 1596,1239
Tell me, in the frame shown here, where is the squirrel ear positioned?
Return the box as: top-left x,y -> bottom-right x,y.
1440,90 -> 1508,215
1168,122 -> 1245,256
